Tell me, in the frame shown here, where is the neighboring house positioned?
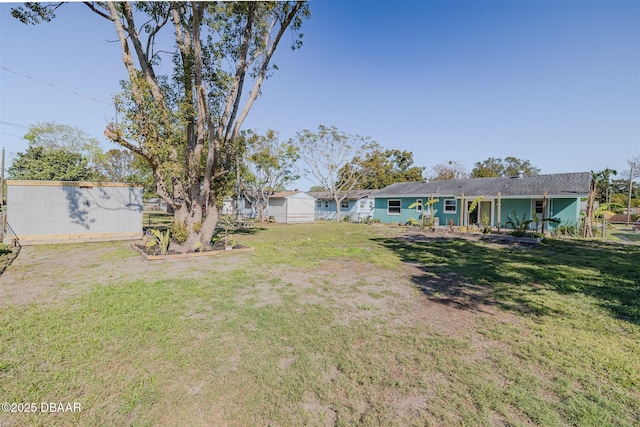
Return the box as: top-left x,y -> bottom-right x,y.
308,190 -> 377,222
143,197 -> 172,213
373,172 -> 591,231
235,195 -> 256,218
267,191 -> 316,224
221,198 -> 234,215
144,197 -> 233,216
5,180 -> 143,245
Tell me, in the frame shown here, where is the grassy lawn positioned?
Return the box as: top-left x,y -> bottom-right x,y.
0,223 -> 638,426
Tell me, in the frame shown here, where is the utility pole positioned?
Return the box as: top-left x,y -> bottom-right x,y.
0,147 -> 4,207
627,161 -> 635,225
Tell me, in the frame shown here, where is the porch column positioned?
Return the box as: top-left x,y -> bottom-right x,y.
542,191 -> 547,234
497,192 -> 501,232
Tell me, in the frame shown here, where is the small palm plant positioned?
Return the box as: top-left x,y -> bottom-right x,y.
408,198 -> 440,229
506,211 -> 533,237
147,228 -> 171,255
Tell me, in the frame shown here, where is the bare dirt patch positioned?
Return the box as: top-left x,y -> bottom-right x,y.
0,241 -> 249,308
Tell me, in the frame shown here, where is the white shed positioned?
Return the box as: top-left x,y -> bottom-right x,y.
5,180 -> 143,245
267,191 -> 316,224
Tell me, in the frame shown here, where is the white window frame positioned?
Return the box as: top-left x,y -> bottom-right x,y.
415,199 -> 423,212
534,199 -> 544,215
387,199 -> 401,215
444,199 -> 457,214
341,200 -> 349,209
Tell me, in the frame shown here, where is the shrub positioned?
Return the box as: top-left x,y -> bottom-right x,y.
551,223 -> 578,237
0,244 -> 12,256
170,221 -> 188,244
148,229 -> 171,255
506,211 -> 532,237
405,217 -> 420,226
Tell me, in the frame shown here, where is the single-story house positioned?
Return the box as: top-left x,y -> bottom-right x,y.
373,172 -> 591,231
5,180 -> 143,245
308,190 -> 377,222
143,197 -> 171,212
267,191 -> 316,224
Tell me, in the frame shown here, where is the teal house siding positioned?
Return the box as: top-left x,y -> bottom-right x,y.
374,197 -> 458,225
372,173 -> 590,231
374,197 -> 421,224
550,198 -> 581,226
500,199 -> 532,228
433,197 -> 459,226
501,198 -> 581,230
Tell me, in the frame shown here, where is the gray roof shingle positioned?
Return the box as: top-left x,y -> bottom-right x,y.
374,172 -> 591,198
307,190 -> 378,200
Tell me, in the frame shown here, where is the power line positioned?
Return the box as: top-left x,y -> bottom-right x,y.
0,131 -> 26,140
0,121 -> 29,129
1,66 -> 115,106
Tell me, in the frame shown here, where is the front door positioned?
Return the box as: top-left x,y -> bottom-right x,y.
479,201 -> 492,227
466,200 -> 493,226
467,201 -> 478,225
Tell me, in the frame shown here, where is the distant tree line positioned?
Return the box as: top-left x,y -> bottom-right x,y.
9,122 -> 638,215
7,122 -> 154,196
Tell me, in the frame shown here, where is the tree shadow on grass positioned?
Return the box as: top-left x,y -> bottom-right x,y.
372,235 -> 640,326
232,227 -> 269,236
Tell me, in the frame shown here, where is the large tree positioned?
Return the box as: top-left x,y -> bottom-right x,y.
471,156 -> 540,178
240,130 -> 299,222
295,125 -> 374,222
624,155 -> 640,223
339,146 -> 425,189
8,145 -> 97,181
13,2 -> 309,252
96,148 -> 155,196
583,168 -> 617,238
21,121 -> 104,169
428,160 -> 468,181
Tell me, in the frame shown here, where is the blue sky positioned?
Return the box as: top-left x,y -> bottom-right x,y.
1,0 -> 638,190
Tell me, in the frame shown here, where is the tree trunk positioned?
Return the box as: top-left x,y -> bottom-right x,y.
168,197 -> 219,254
583,179 -> 596,238
334,196 -> 342,222
199,206 -> 219,248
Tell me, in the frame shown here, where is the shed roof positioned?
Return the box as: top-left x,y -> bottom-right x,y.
307,190 -> 378,201
374,172 -> 591,198
270,191 -> 316,200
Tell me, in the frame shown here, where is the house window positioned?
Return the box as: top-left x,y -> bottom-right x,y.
341,200 -> 349,209
359,201 -> 365,209
415,199 -> 423,212
388,200 -> 401,215
316,201 -> 322,208
444,199 -> 457,213
534,200 -> 544,215
324,201 -> 329,208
